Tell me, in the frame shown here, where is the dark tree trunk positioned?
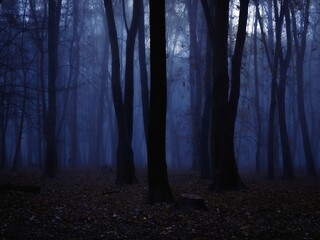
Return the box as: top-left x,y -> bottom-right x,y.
147,0 -> 173,204
104,0 -> 137,184
124,0 -> 140,143
0,130 -> 6,169
229,0 -> 250,153
69,0 -> 80,167
95,15 -> 109,167
200,31 -> 212,179
0,99 -> 9,169
29,0 -> 47,168
253,11 -> 262,173
138,0 -> 149,142
202,0 -> 247,191
291,0 -> 317,177
0,65 -> 11,169
276,1 -> 294,179
13,71 -> 27,170
187,0 -> 202,171
255,0 -> 278,180
44,0 -> 62,178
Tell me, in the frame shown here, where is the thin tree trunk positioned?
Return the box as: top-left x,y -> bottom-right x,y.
13,72 -> 27,170
138,0 -> 149,142
291,1 -> 317,177
187,0 -> 201,171
276,0 -> 294,179
124,0 -> 140,143
69,0 -> 80,167
255,0 -> 278,179
253,10 -> 262,173
200,31 -> 212,179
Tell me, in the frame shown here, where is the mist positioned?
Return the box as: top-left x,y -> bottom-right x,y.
2,0 -> 320,239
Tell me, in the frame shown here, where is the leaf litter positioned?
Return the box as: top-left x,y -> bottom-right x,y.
0,169 -> 320,239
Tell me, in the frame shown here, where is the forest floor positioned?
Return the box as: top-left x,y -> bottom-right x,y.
0,168 -> 320,240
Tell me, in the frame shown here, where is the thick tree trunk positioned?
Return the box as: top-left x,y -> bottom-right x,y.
202,0 -> 246,191
211,1 -> 242,191
44,0 -> 61,178
147,0 -> 173,204
104,0 -> 137,184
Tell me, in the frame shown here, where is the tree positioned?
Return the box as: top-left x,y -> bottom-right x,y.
274,0 -> 294,179
29,0 -> 48,168
44,0 -> 62,177
147,0 -> 174,204
104,0 -> 137,184
138,0 -> 149,142
123,0 -> 140,143
253,8 -> 262,173
69,0 -> 81,167
254,0 -> 279,179
200,30 -> 213,179
186,0 -> 202,171
291,0 -> 317,177
201,0 -> 248,191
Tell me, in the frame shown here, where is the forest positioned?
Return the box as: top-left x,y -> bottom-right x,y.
1,0 -> 320,239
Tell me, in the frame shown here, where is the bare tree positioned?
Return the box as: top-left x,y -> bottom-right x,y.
104,0 -> 137,184
201,0 -> 249,190
291,0 -> 317,177
147,0 -> 173,204
44,0 -> 62,177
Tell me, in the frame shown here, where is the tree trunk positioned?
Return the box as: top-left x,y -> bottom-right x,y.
187,0 -> 202,171
255,0 -> 278,179
69,0 -> 80,167
104,0 -> 137,184
44,0 -> 62,178
276,0 -> 294,179
253,10 -> 262,173
202,0 -> 246,191
291,0 -> 317,177
200,31 -> 212,179
124,0 -> 140,143
29,0 -> 47,169
147,0 -> 173,204
13,71 -> 27,170
229,0 -> 250,154
138,0 -> 149,142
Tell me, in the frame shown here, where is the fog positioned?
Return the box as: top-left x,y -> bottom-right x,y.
1,0 -> 320,178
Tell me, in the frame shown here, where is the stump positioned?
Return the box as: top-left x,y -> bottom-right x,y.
174,193 -> 207,210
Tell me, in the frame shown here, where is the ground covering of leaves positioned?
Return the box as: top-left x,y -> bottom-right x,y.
0,168 -> 320,239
